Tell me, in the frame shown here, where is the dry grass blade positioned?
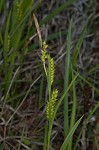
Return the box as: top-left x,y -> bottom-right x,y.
5,74 -> 42,126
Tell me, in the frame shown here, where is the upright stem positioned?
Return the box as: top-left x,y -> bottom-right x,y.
47,120 -> 53,150
64,20 -> 72,137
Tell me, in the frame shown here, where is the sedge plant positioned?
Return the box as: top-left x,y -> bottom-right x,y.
33,14 -> 83,149
0,0 -> 98,148
40,40 -> 82,150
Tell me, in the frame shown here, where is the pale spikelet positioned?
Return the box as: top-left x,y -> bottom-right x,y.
46,89 -> 58,120
42,41 -> 48,50
48,56 -> 55,85
41,41 -> 48,62
41,41 -> 55,84
16,1 -> 22,23
41,49 -> 47,62
33,14 -> 42,47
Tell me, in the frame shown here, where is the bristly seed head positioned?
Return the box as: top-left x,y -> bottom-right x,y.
46,89 -> 58,120
49,56 -> 55,85
16,1 -> 22,23
41,41 -> 48,63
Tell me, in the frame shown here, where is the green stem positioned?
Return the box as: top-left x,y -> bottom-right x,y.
47,120 -> 53,150
64,20 -> 72,137
68,67 -> 76,150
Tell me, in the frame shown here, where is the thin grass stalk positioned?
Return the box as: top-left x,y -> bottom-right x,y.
47,119 -> 53,150
41,0 -> 75,25
0,0 -> 4,12
60,116 -> 83,150
64,20 -> 72,137
73,102 -> 99,150
39,75 -> 44,107
94,136 -> 99,150
3,12 -> 11,93
43,123 -> 48,150
74,70 -> 99,94
68,66 -> 76,150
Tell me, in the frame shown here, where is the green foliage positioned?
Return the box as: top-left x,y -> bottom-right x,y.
64,19 -> 72,138
0,0 -> 34,97
60,116 -> 83,150
0,1 -> 98,150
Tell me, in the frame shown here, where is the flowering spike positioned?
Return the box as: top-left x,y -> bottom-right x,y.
41,41 -> 48,63
16,1 -> 22,23
46,89 -> 58,120
42,41 -> 48,50
41,49 -> 47,63
48,56 -> 55,85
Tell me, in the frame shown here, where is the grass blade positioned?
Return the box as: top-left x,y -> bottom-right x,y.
64,20 -> 72,137
60,116 -> 83,150
73,102 -> 99,150
72,14 -> 93,66
68,67 -> 77,150
3,12 -> 11,93
41,0 -> 75,25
